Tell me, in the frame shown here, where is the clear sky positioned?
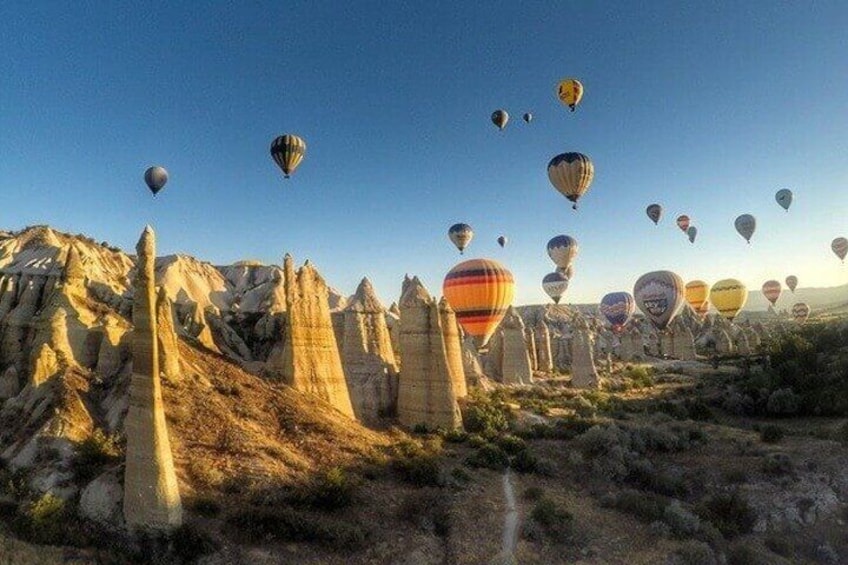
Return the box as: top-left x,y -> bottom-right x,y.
1,2 -> 846,305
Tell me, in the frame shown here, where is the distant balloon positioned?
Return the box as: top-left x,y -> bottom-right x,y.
556,78 -> 584,111
497,235 -> 507,248
491,110 -> 509,130
443,258 -> 515,346
710,279 -> 748,321
676,215 -> 690,233
600,292 -> 636,332
734,214 -> 756,244
633,271 -> 686,331
761,280 -> 782,306
542,271 -> 569,304
791,302 -> 810,324
687,226 -> 698,244
546,235 -> 579,271
144,166 -> 168,195
547,152 -> 594,210
775,189 -> 793,211
832,237 -> 848,262
684,280 -> 709,312
522,112 -> 533,123
270,134 -> 306,178
448,223 -> 474,254
785,275 -> 798,293
646,204 -> 663,225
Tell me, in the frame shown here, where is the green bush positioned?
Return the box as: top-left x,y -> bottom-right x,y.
696,490 -> 756,538
766,388 -> 800,415
227,506 -> 368,551
299,467 -> 356,511
529,497 -> 574,543
465,444 -> 509,470
608,489 -> 669,523
398,489 -> 452,537
462,400 -> 510,435
761,453 -> 792,476
759,425 -> 785,444
511,448 -> 539,474
392,453 -> 444,487
495,434 -> 527,455
667,540 -> 718,565
441,428 -> 468,443
13,493 -> 68,545
73,429 -> 123,483
625,366 -> 655,388
523,486 -> 544,501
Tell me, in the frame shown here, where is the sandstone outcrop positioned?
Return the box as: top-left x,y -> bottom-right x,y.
498,307 -> 533,385
279,255 -> 354,418
396,277 -> 462,430
571,318 -> 599,389
438,297 -> 467,400
671,319 -> 697,361
533,321 -> 553,372
461,336 -> 484,387
156,287 -> 181,382
715,328 -> 735,355
341,278 -> 399,424
525,328 -> 538,371
660,330 -> 675,358
123,226 -> 182,532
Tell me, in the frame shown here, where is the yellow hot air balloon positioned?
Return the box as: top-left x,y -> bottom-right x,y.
710,279 -> 748,321
685,280 -> 709,312
270,134 -> 306,178
443,258 -> 514,346
556,78 -> 584,111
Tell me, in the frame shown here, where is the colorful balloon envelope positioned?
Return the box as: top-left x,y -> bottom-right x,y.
832,237 -> 848,262
775,189 -> 793,211
556,78 -> 584,111
734,214 -> 756,244
558,265 -> 575,280
600,292 -> 635,332
646,204 -> 662,225
546,235 -> 579,271
547,152 -> 594,210
497,235 -> 507,248
542,271 -> 569,304
144,166 -> 168,195
633,271 -> 686,331
684,280 -> 709,311
785,275 -> 798,293
443,258 -> 515,346
522,112 -> 533,123
791,302 -> 810,324
270,134 -> 306,179
676,215 -> 690,232
710,279 -> 748,321
687,226 -> 697,244
448,223 -> 474,254
761,280 -> 782,306
491,109 -> 509,130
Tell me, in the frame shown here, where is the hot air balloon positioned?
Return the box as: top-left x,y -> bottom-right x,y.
144,166 -> 168,195
633,271 -> 686,331
734,214 -> 756,244
270,134 -> 306,179
542,272 -> 569,304
695,300 -> 711,319
547,153 -> 594,210
775,189 -> 793,211
676,215 -> 690,232
558,265 -> 575,280
710,279 -> 747,321
685,280 -> 709,312
522,112 -> 533,123
556,78 -> 584,111
687,226 -> 698,244
448,223 -> 474,254
832,237 -> 848,262
600,292 -> 635,332
786,276 -> 798,293
497,235 -> 507,248
443,258 -> 515,346
791,303 -> 810,324
547,235 -> 579,271
761,280 -> 782,306
491,110 -> 509,130
646,204 -> 662,225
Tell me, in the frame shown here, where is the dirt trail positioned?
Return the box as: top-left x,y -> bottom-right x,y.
490,469 -> 519,565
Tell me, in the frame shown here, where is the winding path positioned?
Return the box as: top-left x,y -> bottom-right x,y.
491,468 -> 520,565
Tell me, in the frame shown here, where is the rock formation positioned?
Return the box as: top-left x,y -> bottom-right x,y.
736,331 -> 752,356
155,288 -> 181,382
533,321 -> 553,372
671,319 -> 697,361
525,328 -> 538,371
660,330 -> 675,358
570,318 -> 599,389
123,226 -> 182,532
279,255 -> 355,418
461,336 -> 484,387
396,277 -> 462,430
619,326 -> 642,361
341,278 -> 399,425
715,328 -> 735,355
498,307 -> 533,385
438,297 -> 467,400
385,302 -> 401,365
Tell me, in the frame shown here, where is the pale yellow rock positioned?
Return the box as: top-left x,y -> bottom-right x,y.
396,277 -> 462,430
438,296 -> 467,400
0,275 -> 45,367
461,336 -> 484,388
29,342 -> 60,387
280,255 -> 354,418
96,317 -> 129,380
156,287 -> 181,382
499,307 -> 533,385
123,226 -> 182,532
533,320 -> 553,372
525,328 -> 538,371
571,319 -> 599,389
671,319 -> 696,361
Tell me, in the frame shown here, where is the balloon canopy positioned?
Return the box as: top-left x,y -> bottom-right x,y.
633,270 -> 686,331
556,78 -> 584,111
710,279 -> 748,321
542,271 -> 569,304
547,153 -> 594,210
448,223 -> 474,254
270,134 -> 306,178
144,166 -> 168,195
443,258 -> 515,346
600,292 -> 635,331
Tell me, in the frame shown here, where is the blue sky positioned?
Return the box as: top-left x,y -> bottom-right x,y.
1,2 -> 846,305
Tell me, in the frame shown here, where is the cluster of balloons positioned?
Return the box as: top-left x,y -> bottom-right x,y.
490,110 -> 534,130
446,223 -> 508,255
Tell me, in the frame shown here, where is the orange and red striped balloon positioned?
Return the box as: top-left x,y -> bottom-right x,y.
443,258 -> 515,346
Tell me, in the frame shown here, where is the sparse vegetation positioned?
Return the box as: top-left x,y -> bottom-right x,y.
524,496 -> 574,543
73,428 -> 123,483
227,506 -> 369,551
696,490 -> 756,538
759,424 -> 785,443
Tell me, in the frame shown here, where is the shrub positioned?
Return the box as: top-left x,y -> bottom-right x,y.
412,423 -> 431,435
398,489 -> 452,537
759,425 -> 785,444
73,429 -> 122,482
764,535 -> 794,557
761,453 -> 793,476
462,400 -> 510,435
662,500 -> 701,537
466,444 -> 509,470
227,506 -> 368,551
766,388 -> 800,416
624,366 -> 654,388
14,493 -> 68,545
467,434 -> 488,448
727,541 -> 772,565
300,467 -> 356,511
529,497 -> 574,543
392,453 -> 444,487
511,448 -> 539,474
667,540 -> 718,565
608,489 -> 669,523
496,434 -> 527,455
697,491 -> 756,538
523,486 -> 544,501
442,428 -> 468,443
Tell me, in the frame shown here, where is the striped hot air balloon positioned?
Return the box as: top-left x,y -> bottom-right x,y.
710,279 -> 748,321
599,292 -> 635,332
542,271 -> 569,304
448,223 -> 474,254
443,258 -> 515,346
547,153 -> 594,209
547,235 -> 579,271
761,280 -> 782,306
270,134 -> 306,179
685,280 -> 709,312
791,302 -> 810,324
633,271 -> 686,331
